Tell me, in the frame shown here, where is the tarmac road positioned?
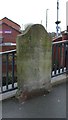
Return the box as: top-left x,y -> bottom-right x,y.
2,83 -> 67,118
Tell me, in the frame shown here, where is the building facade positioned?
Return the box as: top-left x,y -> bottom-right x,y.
0,17 -> 21,51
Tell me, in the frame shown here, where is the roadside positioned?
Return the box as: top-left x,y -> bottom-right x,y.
2,82 -> 66,118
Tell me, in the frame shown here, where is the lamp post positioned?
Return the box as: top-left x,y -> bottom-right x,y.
41,20 -> 42,25
55,0 -> 61,36
46,9 -> 49,31
66,2 -> 68,32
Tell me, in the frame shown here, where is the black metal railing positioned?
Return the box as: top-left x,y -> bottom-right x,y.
52,40 -> 68,77
0,40 -> 68,93
0,50 -> 17,93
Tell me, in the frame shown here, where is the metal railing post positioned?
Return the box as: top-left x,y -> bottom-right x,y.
12,52 -> 15,89
6,53 -> 8,90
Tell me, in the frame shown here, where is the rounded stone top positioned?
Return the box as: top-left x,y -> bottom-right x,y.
18,24 -> 47,37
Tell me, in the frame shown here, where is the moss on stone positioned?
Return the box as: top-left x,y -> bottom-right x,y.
16,24 -> 52,100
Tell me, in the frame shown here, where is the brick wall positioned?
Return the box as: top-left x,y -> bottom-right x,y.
2,46 -> 16,52
2,17 -> 21,31
2,23 -> 21,43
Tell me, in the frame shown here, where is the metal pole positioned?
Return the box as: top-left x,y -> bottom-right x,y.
46,9 -> 49,31
57,0 -> 59,36
41,20 -> 42,25
57,0 -> 59,22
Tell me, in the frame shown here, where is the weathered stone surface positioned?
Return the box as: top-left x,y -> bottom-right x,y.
16,24 -> 52,100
